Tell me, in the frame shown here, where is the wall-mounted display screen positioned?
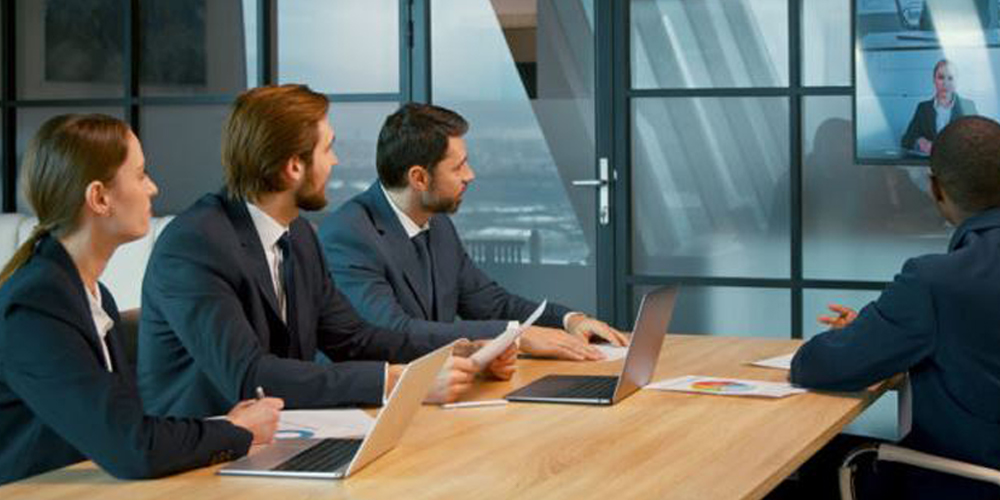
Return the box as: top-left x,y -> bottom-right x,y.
855,0 -> 1000,164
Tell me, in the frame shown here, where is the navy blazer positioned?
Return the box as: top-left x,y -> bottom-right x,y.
0,236 -> 250,485
138,191 -> 435,418
791,208 -> 1000,496
318,182 -> 572,341
901,95 -> 977,151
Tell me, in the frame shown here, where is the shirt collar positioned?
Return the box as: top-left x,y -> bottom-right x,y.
246,201 -> 289,250
380,183 -> 429,238
948,207 -> 1000,252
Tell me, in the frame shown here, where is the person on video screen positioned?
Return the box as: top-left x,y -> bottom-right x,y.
901,59 -> 978,156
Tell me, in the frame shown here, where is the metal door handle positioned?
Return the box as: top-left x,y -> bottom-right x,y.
570,158 -> 612,226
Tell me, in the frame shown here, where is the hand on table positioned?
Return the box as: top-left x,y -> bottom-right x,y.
520,326 -> 604,361
565,314 -> 629,346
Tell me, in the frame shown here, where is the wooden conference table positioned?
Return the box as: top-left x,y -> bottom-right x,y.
0,335 -> 892,500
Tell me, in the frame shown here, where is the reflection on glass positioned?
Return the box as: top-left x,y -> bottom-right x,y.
802,0 -> 851,86
141,105 -> 229,214
802,96 -> 950,281
433,0 -> 596,314
631,0 -> 788,89
803,288 -> 898,440
16,107 -> 126,213
633,285 -> 790,337
632,97 -> 790,278
278,0 -> 399,94
322,102 -> 400,215
140,0 -> 254,96
16,0 -> 125,99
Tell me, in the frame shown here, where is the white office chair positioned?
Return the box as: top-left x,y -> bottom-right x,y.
839,374 -> 1000,499
838,443 -> 1000,500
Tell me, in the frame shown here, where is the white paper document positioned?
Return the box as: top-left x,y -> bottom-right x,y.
470,300 -> 547,368
750,352 -> 796,370
594,344 -> 628,361
646,375 -> 806,398
275,409 -> 374,440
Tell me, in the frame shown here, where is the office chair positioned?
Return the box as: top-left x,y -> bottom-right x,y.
838,443 -> 1000,500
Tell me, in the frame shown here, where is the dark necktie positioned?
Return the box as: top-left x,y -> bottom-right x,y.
276,232 -> 298,358
412,231 -> 435,318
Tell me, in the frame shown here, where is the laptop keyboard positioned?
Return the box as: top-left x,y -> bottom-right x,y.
273,438 -> 363,472
560,376 -> 618,399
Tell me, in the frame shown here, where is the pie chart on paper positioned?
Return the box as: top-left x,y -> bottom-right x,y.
690,380 -> 755,394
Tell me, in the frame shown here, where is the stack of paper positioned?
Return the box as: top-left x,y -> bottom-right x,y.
646,375 -> 805,398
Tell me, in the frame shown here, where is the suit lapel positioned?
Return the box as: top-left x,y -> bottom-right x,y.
367,183 -> 434,319
38,237 -> 115,369
219,192 -> 284,325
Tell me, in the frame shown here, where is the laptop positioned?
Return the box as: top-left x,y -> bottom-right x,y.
504,286 -> 678,406
218,343 -> 452,479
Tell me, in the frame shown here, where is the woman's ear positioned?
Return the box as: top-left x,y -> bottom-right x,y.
83,180 -> 111,217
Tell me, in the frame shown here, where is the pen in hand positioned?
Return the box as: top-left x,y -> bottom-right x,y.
256,386 -> 266,401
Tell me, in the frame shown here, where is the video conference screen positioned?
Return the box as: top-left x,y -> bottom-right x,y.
855,0 -> 1000,164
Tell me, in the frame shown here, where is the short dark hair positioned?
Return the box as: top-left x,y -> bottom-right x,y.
223,84 -> 329,199
376,103 -> 469,189
930,115 -> 1000,212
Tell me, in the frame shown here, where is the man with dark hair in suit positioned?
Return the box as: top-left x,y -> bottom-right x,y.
792,115 -> 1000,498
138,86 -> 514,419
318,103 -> 626,361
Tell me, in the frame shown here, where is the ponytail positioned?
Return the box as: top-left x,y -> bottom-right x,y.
0,225 -> 50,289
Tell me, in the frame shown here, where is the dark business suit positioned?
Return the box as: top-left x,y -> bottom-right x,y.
139,191 -> 439,419
791,208 -> 1000,499
318,182 -> 571,341
0,236 -> 250,485
901,95 -> 977,151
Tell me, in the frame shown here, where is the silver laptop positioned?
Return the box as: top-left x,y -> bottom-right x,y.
218,343 -> 452,479
504,286 -> 678,406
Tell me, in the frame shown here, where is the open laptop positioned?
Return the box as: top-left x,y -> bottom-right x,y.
218,343 -> 451,479
504,286 -> 678,406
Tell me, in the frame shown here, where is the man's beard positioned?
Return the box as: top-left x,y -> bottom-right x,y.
421,189 -> 461,214
295,162 -> 328,211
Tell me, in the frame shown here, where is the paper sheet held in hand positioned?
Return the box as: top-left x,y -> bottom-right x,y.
469,300 -> 546,368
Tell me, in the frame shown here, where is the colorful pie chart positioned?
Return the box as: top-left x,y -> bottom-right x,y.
690,380 -> 755,393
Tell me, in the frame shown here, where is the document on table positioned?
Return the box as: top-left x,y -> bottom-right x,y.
470,300 -> 546,368
750,352 -> 796,370
595,344 -> 628,361
275,409 -> 374,440
646,375 -> 806,398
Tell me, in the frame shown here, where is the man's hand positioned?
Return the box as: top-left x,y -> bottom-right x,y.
565,314 -> 629,346
451,338 -> 517,380
226,397 -> 284,445
424,356 -> 477,404
520,326 -> 604,361
818,304 -> 858,330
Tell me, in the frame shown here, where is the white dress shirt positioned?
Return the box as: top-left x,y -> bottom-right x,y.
246,202 -> 290,323
934,99 -> 953,134
86,285 -> 115,372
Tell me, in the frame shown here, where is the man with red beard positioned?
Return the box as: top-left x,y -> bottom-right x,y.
138,86 -> 513,419
320,103 -> 626,361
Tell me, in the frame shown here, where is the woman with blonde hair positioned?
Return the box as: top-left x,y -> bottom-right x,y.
0,114 -> 283,485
